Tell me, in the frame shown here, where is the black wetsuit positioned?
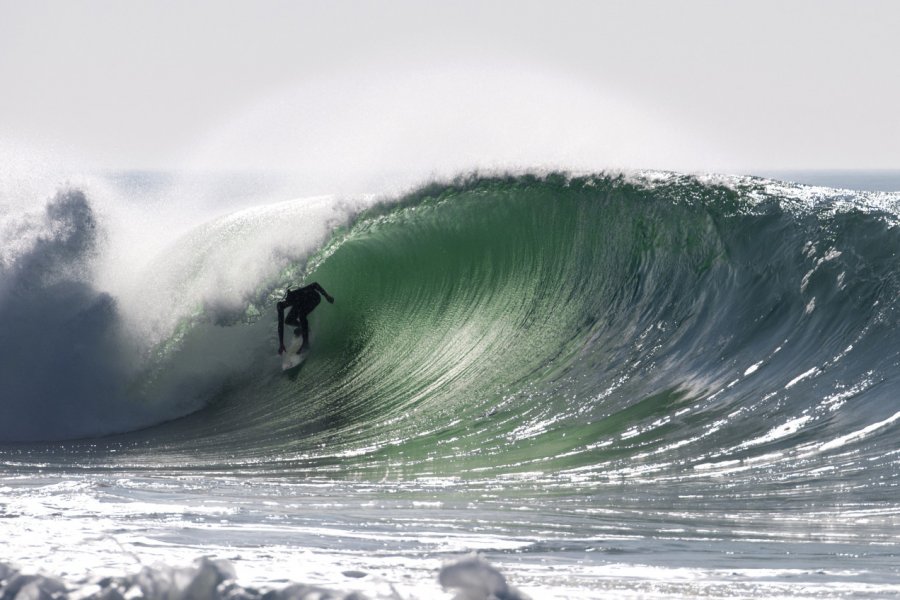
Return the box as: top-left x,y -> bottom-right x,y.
277,282 -> 333,352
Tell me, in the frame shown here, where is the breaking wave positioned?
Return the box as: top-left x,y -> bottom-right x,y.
2,173 -> 900,501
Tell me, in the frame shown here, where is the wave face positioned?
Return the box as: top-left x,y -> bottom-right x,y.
5,171 -> 887,490
5,172 -> 900,492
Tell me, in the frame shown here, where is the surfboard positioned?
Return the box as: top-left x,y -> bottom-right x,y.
281,335 -> 308,371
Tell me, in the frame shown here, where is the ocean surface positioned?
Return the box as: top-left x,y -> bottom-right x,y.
2,169 -> 900,598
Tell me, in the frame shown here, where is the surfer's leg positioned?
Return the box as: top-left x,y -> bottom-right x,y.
285,306 -> 301,336
299,314 -> 310,351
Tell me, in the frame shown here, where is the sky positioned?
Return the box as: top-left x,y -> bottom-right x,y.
2,0 -> 899,176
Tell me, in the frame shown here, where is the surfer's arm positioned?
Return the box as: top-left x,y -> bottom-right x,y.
311,282 -> 334,303
277,301 -> 286,353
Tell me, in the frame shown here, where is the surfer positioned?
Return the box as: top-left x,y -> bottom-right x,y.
277,282 -> 334,354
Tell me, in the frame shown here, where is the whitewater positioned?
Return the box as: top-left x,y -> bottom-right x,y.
2,169 -> 900,599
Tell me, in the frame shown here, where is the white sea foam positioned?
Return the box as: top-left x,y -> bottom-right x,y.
0,556 -> 533,600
